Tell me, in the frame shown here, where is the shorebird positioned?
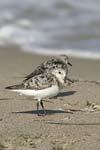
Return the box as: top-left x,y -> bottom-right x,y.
24,55 -> 72,82
5,68 -> 68,116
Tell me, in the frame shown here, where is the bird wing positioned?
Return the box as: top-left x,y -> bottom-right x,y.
24,73 -> 58,90
24,65 -> 44,82
6,73 -> 58,90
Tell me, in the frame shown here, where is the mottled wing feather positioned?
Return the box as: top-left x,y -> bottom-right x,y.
24,65 -> 44,81
24,73 -> 58,90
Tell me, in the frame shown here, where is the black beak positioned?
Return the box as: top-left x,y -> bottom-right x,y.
64,76 -> 74,83
67,78 -> 74,83
68,61 -> 72,66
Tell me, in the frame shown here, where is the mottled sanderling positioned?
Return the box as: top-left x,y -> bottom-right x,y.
5,68 -> 68,116
24,55 -> 72,82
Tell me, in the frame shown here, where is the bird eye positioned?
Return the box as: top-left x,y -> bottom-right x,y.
59,71 -> 61,74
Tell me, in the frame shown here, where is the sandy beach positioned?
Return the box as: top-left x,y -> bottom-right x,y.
0,46 -> 100,150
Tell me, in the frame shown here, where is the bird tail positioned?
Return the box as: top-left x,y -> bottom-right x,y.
5,83 -> 24,90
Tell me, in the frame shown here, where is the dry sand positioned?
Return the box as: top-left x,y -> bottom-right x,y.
0,46 -> 100,150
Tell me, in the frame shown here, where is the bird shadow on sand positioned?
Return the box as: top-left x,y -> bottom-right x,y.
0,98 -> 11,101
12,109 -> 73,116
52,90 -> 76,99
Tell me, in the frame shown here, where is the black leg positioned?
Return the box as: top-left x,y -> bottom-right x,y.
40,100 -> 46,115
37,101 -> 40,116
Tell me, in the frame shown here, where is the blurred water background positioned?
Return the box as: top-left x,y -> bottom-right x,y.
0,0 -> 100,59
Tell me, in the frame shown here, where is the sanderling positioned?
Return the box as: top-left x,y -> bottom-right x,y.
5,68 -> 68,116
24,55 -> 72,82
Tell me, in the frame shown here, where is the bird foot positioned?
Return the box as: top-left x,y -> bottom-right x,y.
37,110 -> 46,116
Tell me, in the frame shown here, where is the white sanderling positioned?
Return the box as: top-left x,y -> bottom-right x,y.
5,68 -> 68,116
24,55 -> 72,82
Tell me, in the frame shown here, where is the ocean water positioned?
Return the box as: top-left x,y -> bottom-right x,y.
0,0 -> 100,59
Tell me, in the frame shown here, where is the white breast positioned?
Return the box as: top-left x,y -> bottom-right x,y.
12,85 -> 59,99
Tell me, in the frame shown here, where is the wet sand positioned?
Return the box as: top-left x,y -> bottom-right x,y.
0,46 -> 100,150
